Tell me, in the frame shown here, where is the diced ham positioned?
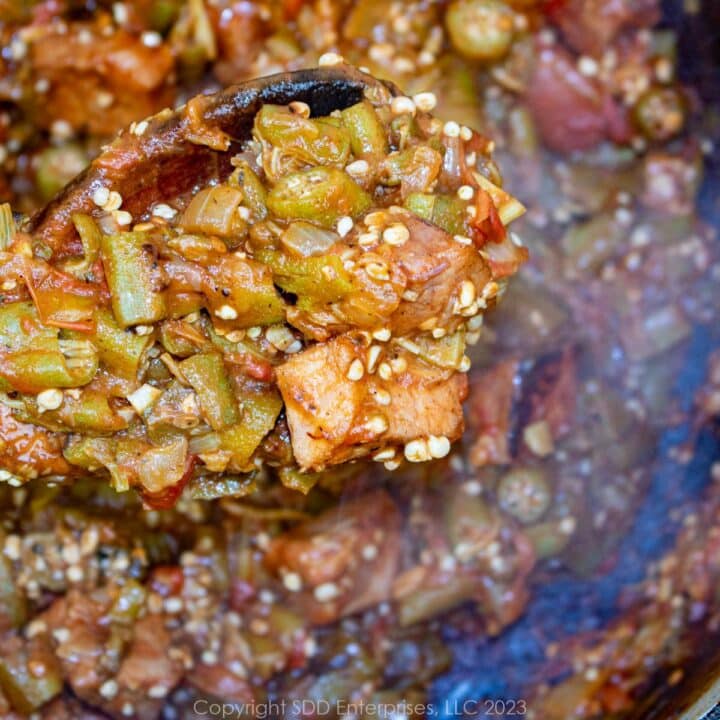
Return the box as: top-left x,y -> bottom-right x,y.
210,3 -> 268,84
467,358 -> 519,467
110,615 -> 184,719
387,214 -> 492,336
188,662 -> 255,704
525,45 -> 632,153
29,24 -> 174,136
276,334 -> 467,470
0,402 -> 72,479
276,334 -> 364,470
42,591 -> 182,720
520,348 -> 578,442
265,490 -> 402,624
547,0 -> 660,57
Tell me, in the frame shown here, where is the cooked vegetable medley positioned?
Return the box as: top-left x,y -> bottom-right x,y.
0,77 -> 525,503
1,1 -> 719,719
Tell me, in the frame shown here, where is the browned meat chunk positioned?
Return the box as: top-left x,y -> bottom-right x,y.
467,358 -> 518,467
264,490 -> 403,624
388,214 -> 492,336
276,334 -> 467,470
29,24 -> 175,137
525,46 -> 631,153
548,0 -> 660,57
42,590 -> 183,720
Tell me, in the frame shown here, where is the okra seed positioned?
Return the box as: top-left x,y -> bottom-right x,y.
152,203 -> 177,220
383,222 -> 410,246
266,325 -> 297,351
131,119 -> 149,136
283,572 -> 303,592
364,414 -> 388,435
390,96 -> 416,117
390,356 -> 407,374
373,447 -> 395,462
66,565 -> 84,582
141,31 -> 162,48
378,362 -> 393,380
404,438 -> 431,463
428,434 -> 451,458
36,388 -> 63,413
366,345 -> 382,373
457,185 -> 475,200
113,209 -> 132,226
215,304 -> 238,320
347,358 -> 365,381
346,159 -> 370,176
459,280 -> 477,307
103,190 -> 123,211
362,544 -> 379,561
560,516 -> 577,535
313,581 -> 340,602
164,597 -> 183,613
318,52 -> 344,67
468,314 -> 484,330
413,92 -> 437,112
443,121 -> 461,138
357,231 -> 379,247
418,50 -> 435,66
99,680 -> 119,699
577,55 -> 599,77
289,101 -> 311,117
366,261 -> 389,281
92,186 -> 110,207
336,215 -> 354,237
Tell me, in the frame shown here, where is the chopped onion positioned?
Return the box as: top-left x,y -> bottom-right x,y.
0,203 -> 15,252
472,170 -> 526,225
281,221 -> 339,257
180,185 -> 244,237
480,231 -> 529,278
137,437 -> 189,493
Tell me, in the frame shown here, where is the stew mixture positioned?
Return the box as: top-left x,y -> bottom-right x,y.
0,1 -> 719,719
0,73 -> 525,505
